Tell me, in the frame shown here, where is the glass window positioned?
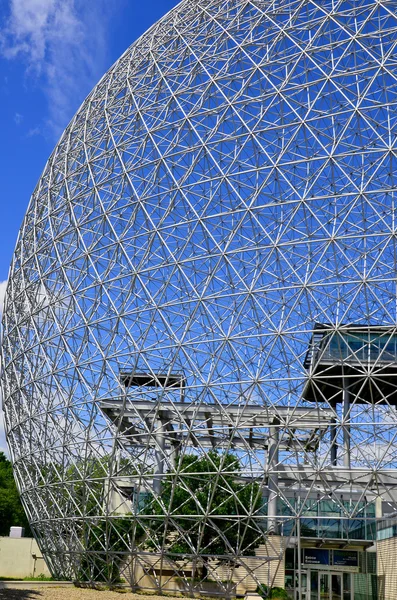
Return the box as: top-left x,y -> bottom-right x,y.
319,573 -> 330,599
343,573 -> 351,600
285,548 -> 295,569
331,573 -> 342,600
284,570 -> 294,592
324,331 -> 397,364
319,518 -> 342,539
301,519 -> 318,537
310,571 -> 318,600
367,553 -> 376,574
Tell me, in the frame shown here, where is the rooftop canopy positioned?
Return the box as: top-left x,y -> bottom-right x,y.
303,324 -> 397,405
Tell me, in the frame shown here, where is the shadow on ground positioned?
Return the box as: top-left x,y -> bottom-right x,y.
0,590 -> 43,599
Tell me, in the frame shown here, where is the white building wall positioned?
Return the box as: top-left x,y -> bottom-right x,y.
0,537 -> 51,579
377,536 -> 397,600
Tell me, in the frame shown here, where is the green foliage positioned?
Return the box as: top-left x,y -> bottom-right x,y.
78,516 -> 134,585
65,455 -> 138,517
66,454 -> 140,585
23,574 -> 54,581
269,587 -> 289,599
65,456 -> 109,517
0,574 -> 55,581
148,451 -> 262,559
257,584 -> 289,599
76,451 -> 262,584
0,452 -> 31,537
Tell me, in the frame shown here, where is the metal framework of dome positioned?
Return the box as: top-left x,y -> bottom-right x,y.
3,1 -> 397,598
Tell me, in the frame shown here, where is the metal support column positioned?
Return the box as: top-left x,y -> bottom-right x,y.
297,516 -> 302,600
153,418 -> 166,495
330,399 -> 338,465
267,418 -> 279,535
343,379 -> 351,469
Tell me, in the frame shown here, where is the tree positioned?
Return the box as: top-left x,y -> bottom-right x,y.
0,452 -> 31,536
71,455 -> 139,585
147,451 -> 263,578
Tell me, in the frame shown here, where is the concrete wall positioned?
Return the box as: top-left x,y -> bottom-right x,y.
255,537 -> 286,589
377,536 -> 397,600
0,537 -> 51,579
125,537 -> 286,595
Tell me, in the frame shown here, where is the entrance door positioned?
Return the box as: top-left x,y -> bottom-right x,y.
342,573 -> 352,600
314,572 -> 352,600
295,571 -> 308,599
330,573 -> 342,600
310,570 -> 318,600
319,572 -> 330,600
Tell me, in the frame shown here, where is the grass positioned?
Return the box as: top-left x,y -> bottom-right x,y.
0,574 -> 55,581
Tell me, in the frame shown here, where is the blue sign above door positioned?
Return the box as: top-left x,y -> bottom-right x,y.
333,550 -> 358,568
303,549 -> 329,566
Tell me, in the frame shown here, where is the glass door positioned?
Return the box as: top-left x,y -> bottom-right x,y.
310,570 -> 318,600
295,571 -> 308,599
331,574 -> 342,600
303,570 -> 353,600
317,572 -> 352,600
319,572 -> 330,600
342,573 -> 352,600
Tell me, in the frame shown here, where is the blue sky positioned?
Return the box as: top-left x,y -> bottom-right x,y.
0,0 -> 180,453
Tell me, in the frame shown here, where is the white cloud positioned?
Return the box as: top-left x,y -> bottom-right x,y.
14,112 -> 23,125
1,0 -> 112,138
27,126 -> 41,137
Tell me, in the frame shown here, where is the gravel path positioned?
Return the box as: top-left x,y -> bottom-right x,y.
0,588 -> 186,600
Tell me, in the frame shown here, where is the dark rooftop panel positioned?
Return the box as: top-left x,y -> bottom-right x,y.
120,371 -> 185,388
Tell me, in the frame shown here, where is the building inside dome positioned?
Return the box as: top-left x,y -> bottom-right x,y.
3,1 -> 397,599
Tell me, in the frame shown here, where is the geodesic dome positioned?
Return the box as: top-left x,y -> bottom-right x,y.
3,0 -> 397,594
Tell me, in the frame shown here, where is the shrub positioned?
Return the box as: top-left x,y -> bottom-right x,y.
257,584 -> 289,599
